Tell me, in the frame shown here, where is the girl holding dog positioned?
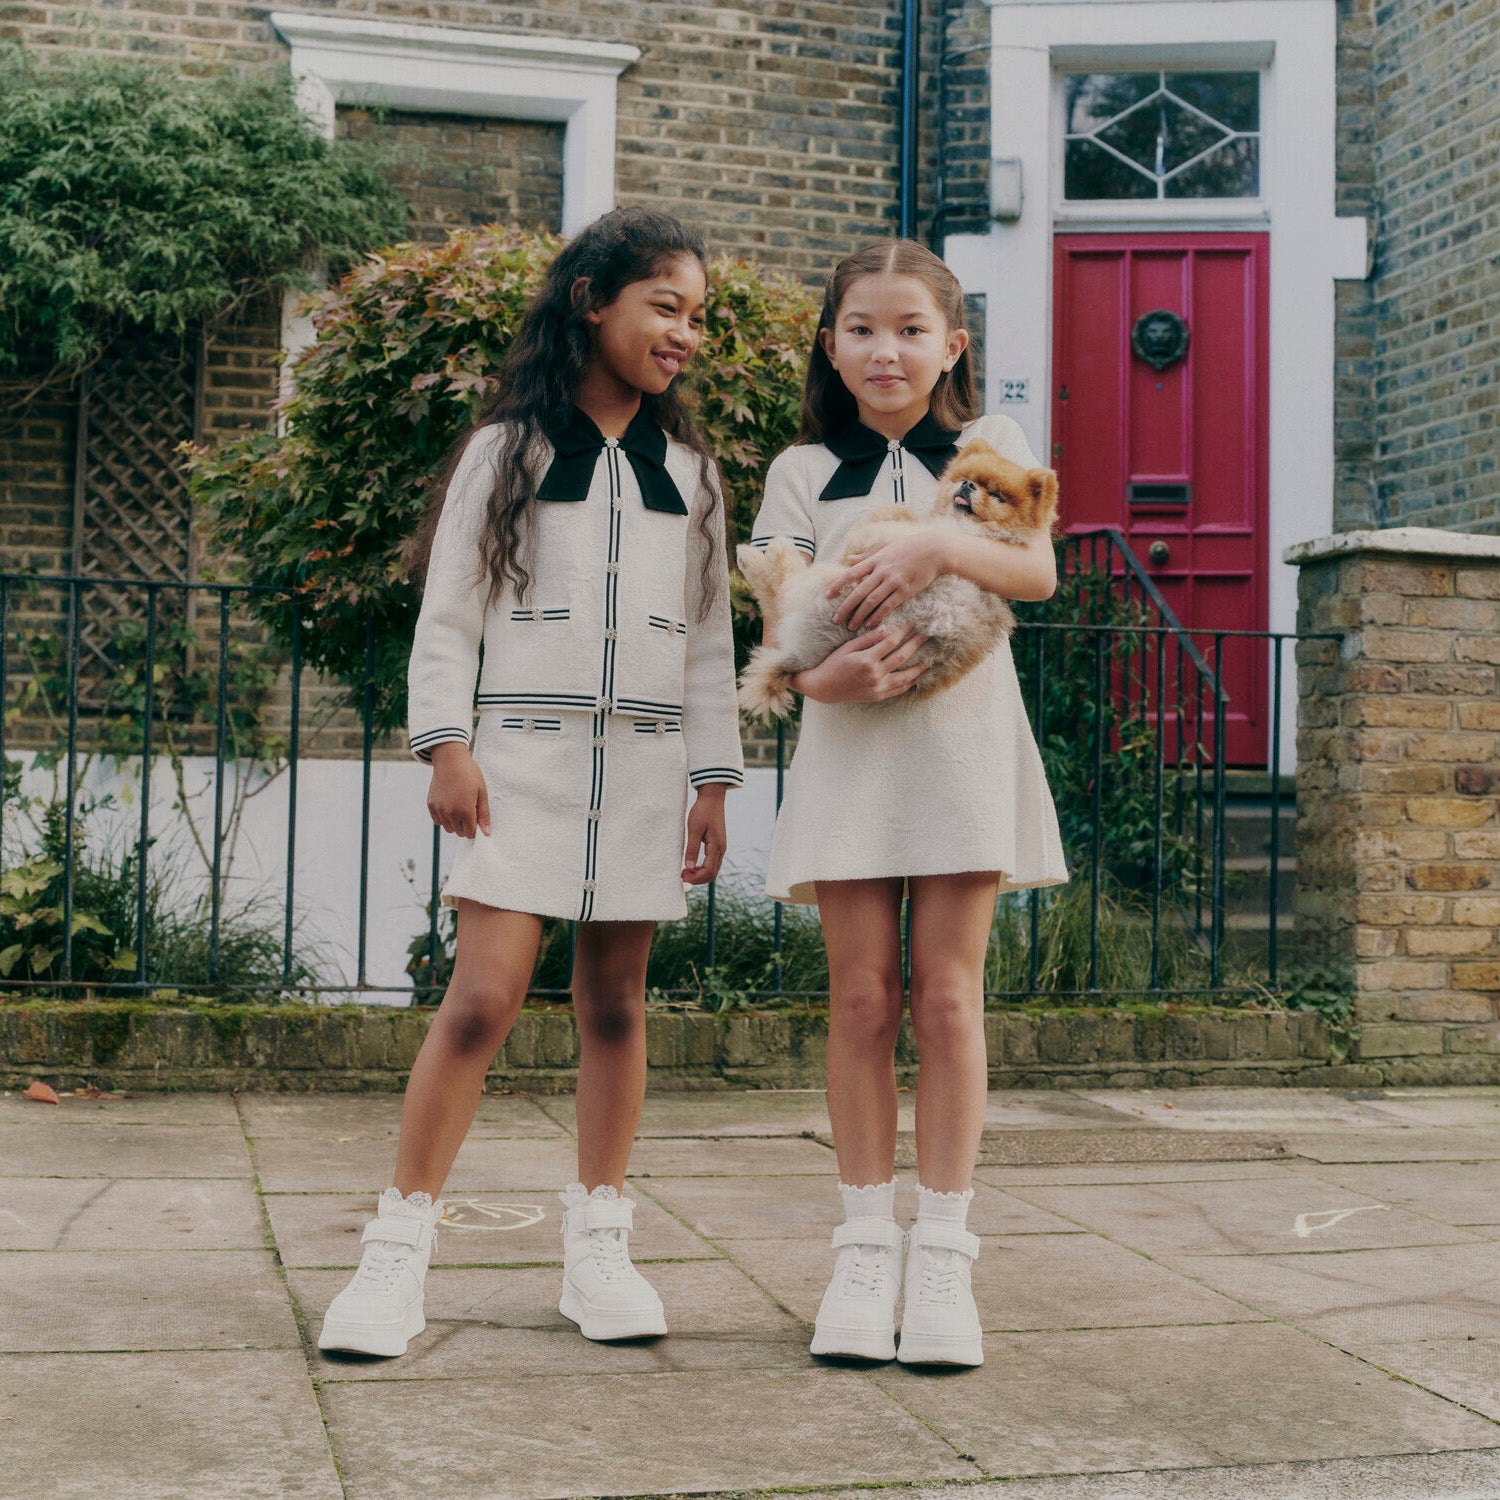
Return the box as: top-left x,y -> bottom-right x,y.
319,207 -> 743,1358
747,240 -> 1068,1366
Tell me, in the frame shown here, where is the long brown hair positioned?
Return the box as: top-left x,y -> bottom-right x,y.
799,239 -> 979,442
406,207 -> 723,617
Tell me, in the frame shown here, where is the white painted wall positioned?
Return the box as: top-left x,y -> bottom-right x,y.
946,0 -> 1370,768
8,752 -> 782,1004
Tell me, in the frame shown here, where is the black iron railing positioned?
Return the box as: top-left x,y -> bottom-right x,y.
0,569 -> 1315,1004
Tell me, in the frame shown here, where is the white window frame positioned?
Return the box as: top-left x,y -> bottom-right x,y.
944,0 -> 1369,769
270,11 -> 639,404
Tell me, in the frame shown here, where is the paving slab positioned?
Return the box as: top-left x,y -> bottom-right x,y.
1290,1158 -> 1500,1226
791,1449 -> 1500,1500
873,1321 -> 1500,1477
893,1128 -> 1294,1168
1079,1086 -> 1401,1132
537,1088 -> 834,1137
718,1230 -> 1259,1331
237,1090 -> 566,1140
0,1121 -> 252,1178
266,1188 -> 714,1268
319,1366 -> 976,1499
1003,1173 -> 1483,1256
0,1351 -> 341,1499
0,1090 -> 241,1127
1347,1087 -> 1500,1129
3,1249 -> 299,1352
291,1259 -> 809,1378
1160,1240 -> 1500,1350
638,1171 -> 1069,1241
250,1132 -> 582,1192
0,1177 -> 265,1250
975,1159 -> 1314,1187
1288,1128 -> 1500,1163
1345,1336 -> 1500,1422
627,1133 -> 836,1177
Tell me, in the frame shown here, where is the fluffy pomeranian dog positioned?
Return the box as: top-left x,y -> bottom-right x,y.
737,438 -> 1059,719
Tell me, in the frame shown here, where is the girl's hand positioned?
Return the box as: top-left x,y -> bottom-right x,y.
793,624 -> 930,704
427,742 -> 491,838
683,785 -> 728,884
827,532 -> 953,631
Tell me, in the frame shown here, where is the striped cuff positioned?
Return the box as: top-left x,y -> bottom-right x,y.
409,726 -> 471,764
749,533 -> 815,559
689,766 -> 745,789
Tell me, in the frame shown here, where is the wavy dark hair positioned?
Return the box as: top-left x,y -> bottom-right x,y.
799,239 -> 979,442
406,206 -> 723,617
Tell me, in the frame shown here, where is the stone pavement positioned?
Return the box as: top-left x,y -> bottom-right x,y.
6,1084 -> 1500,1500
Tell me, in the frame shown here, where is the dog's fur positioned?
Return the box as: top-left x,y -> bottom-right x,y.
736,438 -> 1059,719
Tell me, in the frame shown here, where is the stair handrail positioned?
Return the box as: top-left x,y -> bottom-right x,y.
1056,527 -> 1226,705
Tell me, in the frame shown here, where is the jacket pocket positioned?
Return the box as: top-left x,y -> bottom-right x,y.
509,606 -> 572,624
497,715 -> 564,735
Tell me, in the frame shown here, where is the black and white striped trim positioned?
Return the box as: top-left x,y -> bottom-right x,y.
409,726 -> 471,763
889,442 -> 906,506
749,533 -> 816,558
633,720 -> 682,735
498,716 -> 562,733
478,692 -> 597,711
509,607 -> 571,623
647,614 -> 687,636
613,697 -> 683,719
689,766 -> 745,788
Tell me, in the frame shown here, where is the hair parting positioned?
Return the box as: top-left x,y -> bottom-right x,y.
799,238 -> 979,442
406,206 -> 725,618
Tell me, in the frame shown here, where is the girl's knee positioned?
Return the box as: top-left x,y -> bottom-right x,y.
435,982 -> 524,1059
830,978 -> 905,1048
909,979 -> 983,1049
575,986 -> 645,1047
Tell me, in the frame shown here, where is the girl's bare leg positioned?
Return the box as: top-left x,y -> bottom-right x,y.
392,899 -> 544,1197
815,877 -> 907,1186
907,871 -> 1000,1192
571,919 -> 656,1191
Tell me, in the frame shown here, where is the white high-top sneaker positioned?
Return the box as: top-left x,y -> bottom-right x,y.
558,1184 -> 667,1341
809,1213 -> 904,1360
318,1187 -> 444,1357
897,1216 -> 983,1366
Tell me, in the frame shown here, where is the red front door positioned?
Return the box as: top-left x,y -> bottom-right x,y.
1051,233 -> 1269,766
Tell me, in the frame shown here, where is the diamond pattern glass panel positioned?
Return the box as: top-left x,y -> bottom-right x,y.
1062,70 -> 1261,201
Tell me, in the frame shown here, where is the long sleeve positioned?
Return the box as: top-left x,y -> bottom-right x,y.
406,426 -> 500,763
748,448 -> 817,560
680,469 -> 745,790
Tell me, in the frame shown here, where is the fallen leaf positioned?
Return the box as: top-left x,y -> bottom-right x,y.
1162,1102 -> 1174,1109
73,1085 -> 126,1100
24,1080 -> 60,1105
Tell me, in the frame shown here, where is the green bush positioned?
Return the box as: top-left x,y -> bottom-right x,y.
0,44 -> 408,379
191,227 -> 818,734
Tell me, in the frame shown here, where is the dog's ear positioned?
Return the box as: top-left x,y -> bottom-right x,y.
1027,468 -> 1059,512
953,437 -> 1000,466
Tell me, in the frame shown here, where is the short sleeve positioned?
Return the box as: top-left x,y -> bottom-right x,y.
748,448 -> 817,561
970,412 -> 1045,470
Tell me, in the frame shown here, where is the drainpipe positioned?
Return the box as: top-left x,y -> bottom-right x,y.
899,0 -> 921,239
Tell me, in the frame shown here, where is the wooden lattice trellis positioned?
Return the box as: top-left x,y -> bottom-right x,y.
70,328 -> 203,708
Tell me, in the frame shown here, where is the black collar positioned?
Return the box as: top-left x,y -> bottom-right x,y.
818,411 -> 963,502
537,404 -> 688,515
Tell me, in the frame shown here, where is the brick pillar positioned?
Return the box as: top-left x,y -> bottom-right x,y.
1290,528 -> 1500,1076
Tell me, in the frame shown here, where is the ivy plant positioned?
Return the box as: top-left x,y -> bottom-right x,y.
0,43 -> 409,381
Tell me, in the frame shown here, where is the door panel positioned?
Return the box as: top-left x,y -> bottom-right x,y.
1051,233 -> 1269,766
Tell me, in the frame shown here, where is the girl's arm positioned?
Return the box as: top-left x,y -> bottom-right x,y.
681,470 -> 743,884
409,430 -> 496,836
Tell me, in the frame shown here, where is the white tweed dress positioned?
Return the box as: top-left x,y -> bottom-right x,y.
407,413 -> 744,923
749,411 -> 1069,905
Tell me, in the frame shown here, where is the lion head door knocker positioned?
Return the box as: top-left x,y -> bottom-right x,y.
1130,309 -> 1190,372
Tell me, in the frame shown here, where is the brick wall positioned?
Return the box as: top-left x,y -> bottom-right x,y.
1293,532 -> 1500,1079
1335,0 -> 1500,533
335,107 -> 564,245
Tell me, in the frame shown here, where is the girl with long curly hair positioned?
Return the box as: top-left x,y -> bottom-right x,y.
318,206 -> 743,1358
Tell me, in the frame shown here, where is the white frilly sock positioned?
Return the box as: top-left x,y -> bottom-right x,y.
914,1183 -> 975,1226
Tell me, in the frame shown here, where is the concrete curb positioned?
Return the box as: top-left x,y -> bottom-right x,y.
7,997 -> 1496,1091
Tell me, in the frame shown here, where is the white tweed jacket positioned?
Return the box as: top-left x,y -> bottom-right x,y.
407,420 -> 745,790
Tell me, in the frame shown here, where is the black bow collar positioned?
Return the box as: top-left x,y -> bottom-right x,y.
818,411 -> 963,502
537,404 -> 688,515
